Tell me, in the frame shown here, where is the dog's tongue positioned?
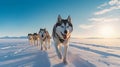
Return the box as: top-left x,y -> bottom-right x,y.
63,35 -> 67,39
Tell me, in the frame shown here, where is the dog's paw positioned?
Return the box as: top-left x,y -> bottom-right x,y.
48,46 -> 50,49
45,48 -> 47,50
63,60 -> 68,64
41,47 -> 43,50
58,54 -> 62,59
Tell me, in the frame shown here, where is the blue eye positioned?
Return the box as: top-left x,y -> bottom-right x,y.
61,26 -> 64,28
67,26 -> 69,28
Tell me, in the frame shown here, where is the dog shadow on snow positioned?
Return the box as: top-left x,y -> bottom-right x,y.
53,57 -> 96,67
0,50 -> 51,67
53,51 -> 96,67
32,51 -> 51,67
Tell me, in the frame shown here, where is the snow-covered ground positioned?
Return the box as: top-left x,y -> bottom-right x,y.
0,38 -> 120,67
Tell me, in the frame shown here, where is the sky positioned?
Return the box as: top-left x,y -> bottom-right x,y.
0,0 -> 120,38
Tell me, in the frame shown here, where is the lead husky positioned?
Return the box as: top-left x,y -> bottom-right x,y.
39,28 -> 51,50
52,15 -> 73,64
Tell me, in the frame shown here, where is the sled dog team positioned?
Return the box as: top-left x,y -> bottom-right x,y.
28,28 -> 51,50
28,15 -> 73,64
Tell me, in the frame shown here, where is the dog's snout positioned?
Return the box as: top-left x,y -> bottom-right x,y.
42,35 -> 44,37
64,30 -> 67,34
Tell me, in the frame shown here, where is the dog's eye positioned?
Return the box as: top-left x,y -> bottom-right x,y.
57,23 -> 61,26
67,26 -> 69,28
61,26 -> 64,28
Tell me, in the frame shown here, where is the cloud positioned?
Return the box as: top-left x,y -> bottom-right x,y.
80,17 -> 120,30
109,0 -> 120,5
95,5 -> 120,15
95,0 -> 120,15
89,17 -> 120,23
79,17 -> 120,30
79,24 -> 94,29
79,17 -> 120,37
97,3 -> 107,9
79,0 -> 120,37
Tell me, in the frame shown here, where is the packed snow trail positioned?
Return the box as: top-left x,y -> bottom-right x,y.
0,39 -> 120,67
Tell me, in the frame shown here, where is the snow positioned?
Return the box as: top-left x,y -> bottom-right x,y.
0,38 -> 120,67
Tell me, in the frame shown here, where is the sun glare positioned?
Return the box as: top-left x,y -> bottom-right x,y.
99,25 -> 115,38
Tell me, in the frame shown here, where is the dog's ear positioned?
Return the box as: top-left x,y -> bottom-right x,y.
40,28 -> 41,30
67,15 -> 71,22
39,28 -> 41,33
58,15 -> 62,22
44,28 -> 46,31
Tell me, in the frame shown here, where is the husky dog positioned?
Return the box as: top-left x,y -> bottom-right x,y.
33,33 -> 40,46
39,28 -> 51,50
28,33 -> 34,45
52,15 -> 73,64
45,30 -> 51,49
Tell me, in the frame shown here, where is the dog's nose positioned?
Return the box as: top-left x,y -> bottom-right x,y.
64,30 -> 67,34
42,35 -> 44,37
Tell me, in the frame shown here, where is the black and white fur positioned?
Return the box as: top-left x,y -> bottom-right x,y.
39,28 -> 51,50
52,15 -> 73,64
